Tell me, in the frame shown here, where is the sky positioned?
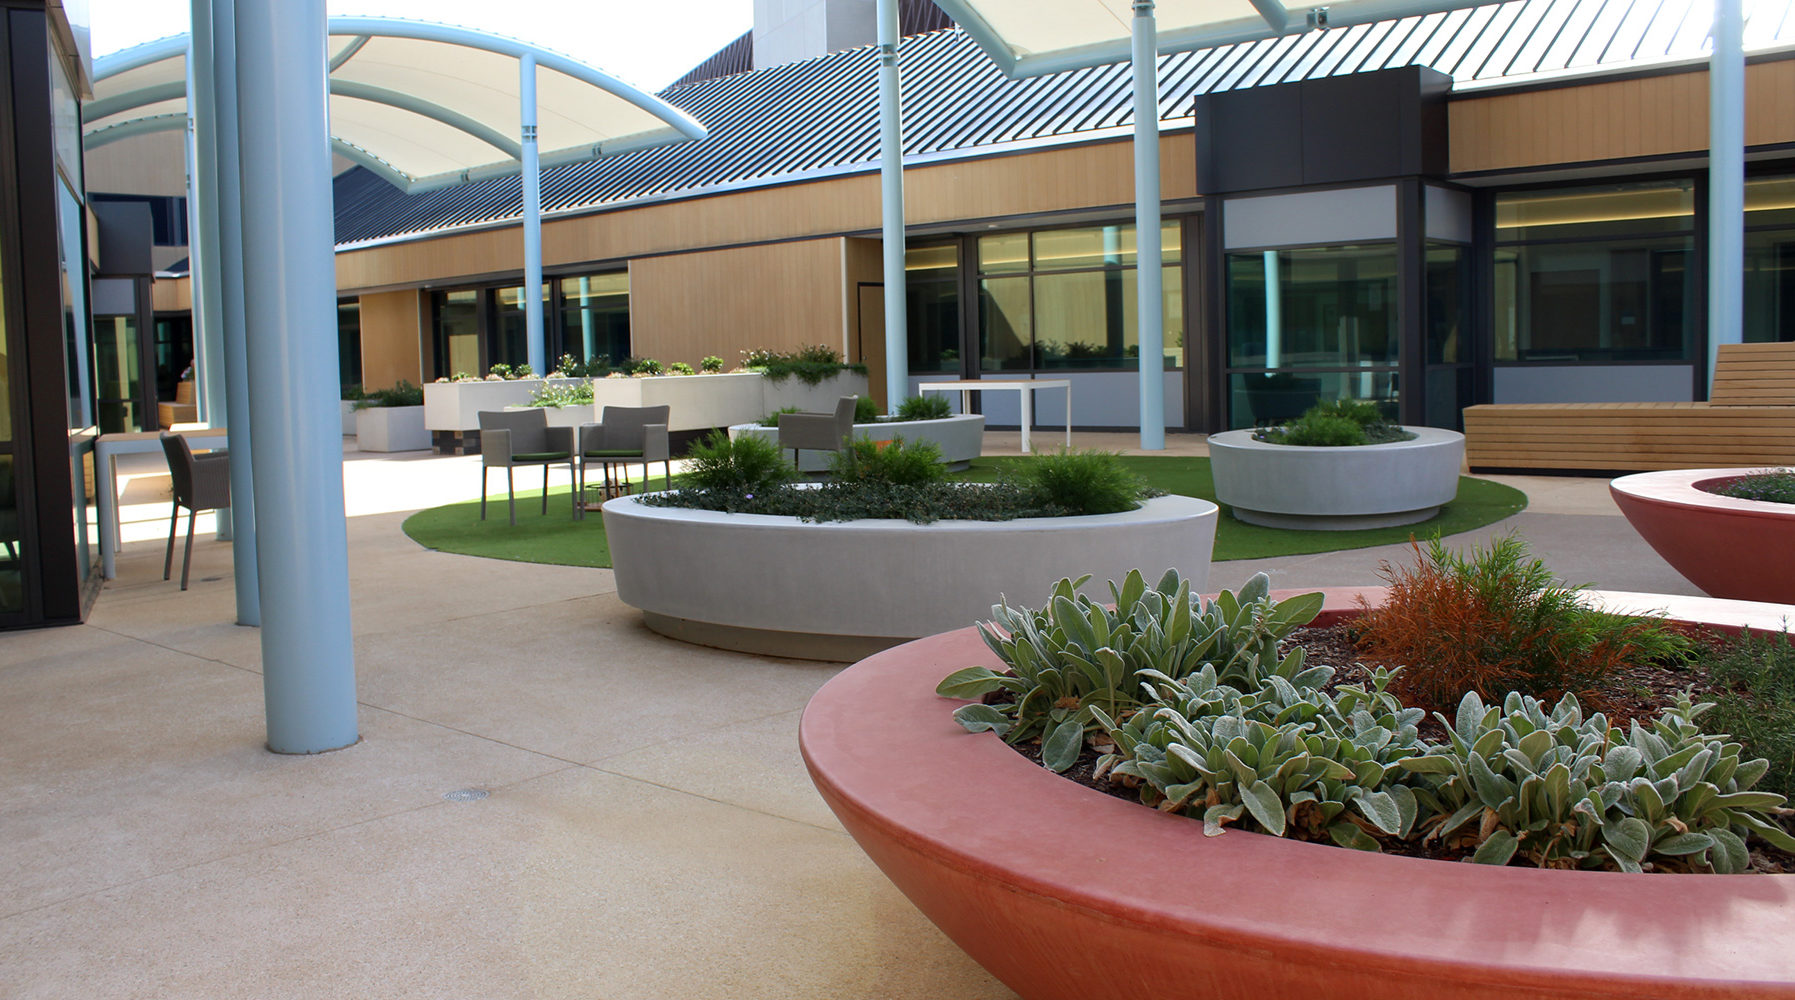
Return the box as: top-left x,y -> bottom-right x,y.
88,0 -> 755,92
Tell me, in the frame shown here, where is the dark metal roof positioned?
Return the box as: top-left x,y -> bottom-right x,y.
333,0 -> 1795,248
669,1 -> 956,89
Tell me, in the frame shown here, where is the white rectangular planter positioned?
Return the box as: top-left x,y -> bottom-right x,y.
340,400 -> 357,436
502,403 -> 598,429
355,405 -> 431,452
423,378 -> 589,433
763,370 -> 870,414
591,371 -> 765,432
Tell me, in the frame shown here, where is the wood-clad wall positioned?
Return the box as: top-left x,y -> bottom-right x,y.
151,276 -> 191,312
1450,60 -> 1795,174
334,134 -> 1198,295
627,239 -> 846,366
357,289 -> 424,390
841,237 -> 886,408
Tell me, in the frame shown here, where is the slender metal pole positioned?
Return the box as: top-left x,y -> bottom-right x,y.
208,0 -> 259,625
1263,250 -> 1282,369
184,47 -> 225,431
877,0 -> 908,413
1133,0 -> 1164,449
235,0 -> 358,754
520,53 -> 545,376
1707,0 -> 1744,392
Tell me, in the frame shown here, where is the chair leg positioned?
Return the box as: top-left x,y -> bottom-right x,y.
180,507 -> 196,591
507,467 -> 516,526
479,465 -> 488,521
164,501 -> 179,581
569,459 -> 579,519
541,464 -> 549,515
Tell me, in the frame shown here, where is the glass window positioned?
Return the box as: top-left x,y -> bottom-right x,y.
91,314 -> 140,433
152,313 -> 193,403
491,284 -> 548,370
1226,244 -> 1399,369
558,273 -> 629,367
1744,176 -> 1795,344
1496,181 -> 1694,242
904,244 -> 958,373
1228,371 -> 1399,428
0,255 -> 19,614
1426,244 -> 1468,365
337,299 -> 362,391
974,221 -> 1185,372
433,290 -> 480,379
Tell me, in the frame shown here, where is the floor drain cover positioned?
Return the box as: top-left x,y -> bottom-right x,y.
443,788 -> 489,802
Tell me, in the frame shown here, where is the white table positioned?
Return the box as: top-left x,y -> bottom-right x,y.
918,379 -> 1070,454
95,427 -> 228,579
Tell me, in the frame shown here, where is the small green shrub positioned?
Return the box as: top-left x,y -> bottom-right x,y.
631,358 -> 665,376
999,449 -> 1153,515
853,395 -> 880,424
757,406 -> 801,428
1700,627 -> 1795,799
1256,398 -> 1414,446
828,436 -> 945,487
895,395 -> 952,421
553,353 -> 613,379
741,345 -> 868,385
700,355 -> 725,373
682,431 -> 796,494
355,380 -> 424,409
1707,469 -> 1795,505
529,381 -> 595,407
1355,534 -> 1692,713
668,361 -> 696,375
341,383 -> 366,402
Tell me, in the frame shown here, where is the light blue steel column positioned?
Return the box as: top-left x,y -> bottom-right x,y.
520,53 -> 546,376
1707,0 -> 1744,392
184,48 -> 225,431
877,0 -> 908,412
1132,0 -> 1165,449
202,0 -> 259,625
234,0 -> 358,753
1263,250 -> 1282,369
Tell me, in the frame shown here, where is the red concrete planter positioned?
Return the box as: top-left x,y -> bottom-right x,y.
1611,469 -> 1795,605
800,589 -> 1795,1000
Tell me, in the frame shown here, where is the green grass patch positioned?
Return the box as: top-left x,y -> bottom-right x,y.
401,456 -> 1526,568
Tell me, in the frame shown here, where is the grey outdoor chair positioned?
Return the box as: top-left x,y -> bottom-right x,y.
777,395 -> 858,467
578,405 -> 671,502
159,432 -> 231,591
478,409 -> 577,525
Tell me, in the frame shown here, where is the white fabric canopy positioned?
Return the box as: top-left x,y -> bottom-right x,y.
931,0 -> 1498,75
83,17 -> 706,193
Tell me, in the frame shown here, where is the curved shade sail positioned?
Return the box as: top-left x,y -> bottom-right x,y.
83,17 -> 707,193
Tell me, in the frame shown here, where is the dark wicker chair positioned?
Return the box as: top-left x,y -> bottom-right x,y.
478,409 -> 577,525
578,405 -> 671,501
777,395 -> 858,468
159,432 -> 231,590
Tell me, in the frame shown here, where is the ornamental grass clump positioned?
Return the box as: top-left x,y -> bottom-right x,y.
1256,398 -> 1414,446
1700,627 -> 1795,800
1354,534 -> 1691,714
741,344 -> 868,385
999,449 -> 1155,516
354,380 -> 424,408
895,394 -> 953,421
853,395 -> 880,424
1707,469 -> 1795,505
681,430 -> 796,496
940,569 -> 1795,871
828,436 -> 945,487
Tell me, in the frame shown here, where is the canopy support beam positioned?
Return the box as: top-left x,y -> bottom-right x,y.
878,0 -> 909,413
1133,0 -> 1165,450
235,0 -> 358,754
1707,0 -> 1744,393
521,52 -> 545,377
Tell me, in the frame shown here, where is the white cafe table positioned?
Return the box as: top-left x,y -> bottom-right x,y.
917,379 -> 1070,454
95,426 -> 228,579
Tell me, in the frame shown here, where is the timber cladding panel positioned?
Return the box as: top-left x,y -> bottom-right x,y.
1450,61 -> 1795,174
358,290 -> 424,390
627,239 -> 847,366
333,135 -> 1197,295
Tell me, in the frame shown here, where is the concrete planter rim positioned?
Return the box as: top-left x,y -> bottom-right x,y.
800,589 -> 1795,999
604,489 -> 1212,531
1207,425 -> 1464,451
1612,468 -> 1795,517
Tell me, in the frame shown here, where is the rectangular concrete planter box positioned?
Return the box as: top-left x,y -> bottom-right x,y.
502,403 -> 598,429
340,400 -> 358,436
355,405 -> 431,452
423,378 -> 589,433
729,413 -> 985,471
762,370 -> 870,414
591,372 -> 763,431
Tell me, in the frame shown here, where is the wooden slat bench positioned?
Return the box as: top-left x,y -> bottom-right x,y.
1462,342 -> 1795,472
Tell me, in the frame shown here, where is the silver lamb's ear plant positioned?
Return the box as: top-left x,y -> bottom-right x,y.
936,570 -> 1324,773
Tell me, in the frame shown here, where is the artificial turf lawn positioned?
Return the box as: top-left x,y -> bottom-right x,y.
400,456 -> 1527,569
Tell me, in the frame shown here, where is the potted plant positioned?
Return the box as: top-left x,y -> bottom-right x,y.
1611,467 -> 1795,604
503,379 -> 597,428
1208,399 -> 1465,530
354,380 -> 429,452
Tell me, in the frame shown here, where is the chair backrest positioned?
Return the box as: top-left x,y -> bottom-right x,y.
1709,342 -> 1795,406
833,395 -> 858,430
478,408 -> 550,454
598,405 -> 671,448
159,433 -> 196,504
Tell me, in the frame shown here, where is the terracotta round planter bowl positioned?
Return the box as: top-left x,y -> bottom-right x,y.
799,589 -> 1795,1000
1611,469 -> 1795,605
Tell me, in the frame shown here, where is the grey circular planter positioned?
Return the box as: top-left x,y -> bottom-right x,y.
729,413 -> 985,471
603,492 -> 1218,661
1208,427 -> 1465,531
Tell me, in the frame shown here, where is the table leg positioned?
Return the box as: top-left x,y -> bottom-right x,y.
1020,387 -> 1033,455
1063,384 -> 1071,448
98,447 -> 119,580
960,389 -> 971,416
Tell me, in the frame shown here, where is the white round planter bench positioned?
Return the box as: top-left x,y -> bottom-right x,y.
603,492 -> 1218,661
1208,427 -> 1465,531
729,413 -> 986,471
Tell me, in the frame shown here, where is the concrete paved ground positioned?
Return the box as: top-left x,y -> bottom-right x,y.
0,431 -> 1703,998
